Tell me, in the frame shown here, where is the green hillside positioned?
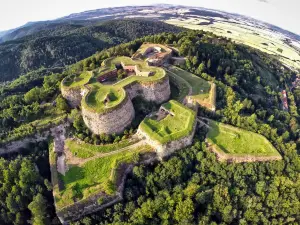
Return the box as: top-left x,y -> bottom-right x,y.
0,19 -> 182,82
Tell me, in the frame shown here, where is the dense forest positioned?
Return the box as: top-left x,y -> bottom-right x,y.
0,19 -> 182,82
0,26 -> 300,224
0,141 -> 60,224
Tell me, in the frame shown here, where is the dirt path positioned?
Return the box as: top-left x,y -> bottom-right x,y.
71,140 -> 147,166
50,124 -> 69,175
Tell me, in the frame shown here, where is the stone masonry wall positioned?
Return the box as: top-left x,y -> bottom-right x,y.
137,119 -> 197,159
125,75 -> 171,104
0,134 -> 49,156
82,95 -> 135,135
61,87 -> 82,108
66,72 -> 170,135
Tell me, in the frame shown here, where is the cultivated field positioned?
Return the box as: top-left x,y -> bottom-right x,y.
166,17 -> 300,70
206,120 -> 281,157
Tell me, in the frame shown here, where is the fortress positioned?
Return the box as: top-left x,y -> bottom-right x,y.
54,44 -> 213,223
60,44 -> 202,157
61,53 -> 171,135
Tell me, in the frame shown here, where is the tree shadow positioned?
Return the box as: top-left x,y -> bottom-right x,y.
62,165 -> 85,186
208,122 -> 231,154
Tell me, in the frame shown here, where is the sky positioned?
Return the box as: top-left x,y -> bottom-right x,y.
0,0 -> 299,34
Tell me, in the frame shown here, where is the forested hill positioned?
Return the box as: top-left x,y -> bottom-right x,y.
0,19 -> 182,82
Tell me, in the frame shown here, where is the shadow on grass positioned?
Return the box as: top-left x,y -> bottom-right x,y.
62,165 -> 85,186
208,122 -> 231,154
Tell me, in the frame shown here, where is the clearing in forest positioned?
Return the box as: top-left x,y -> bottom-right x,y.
206,120 -> 281,158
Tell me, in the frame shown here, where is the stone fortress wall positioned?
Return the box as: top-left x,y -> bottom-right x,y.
81,75 -> 171,135
61,44 -> 173,135
137,103 -> 198,159
61,64 -> 171,135
124,75 -> 170,103
61,86 -> 82,108
137,121 -> 197,159
82,95 -> 135,135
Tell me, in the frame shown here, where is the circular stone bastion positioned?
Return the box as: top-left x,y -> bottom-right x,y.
82,94 -> 135,135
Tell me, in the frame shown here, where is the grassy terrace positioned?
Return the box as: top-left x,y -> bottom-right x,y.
61,72 -> 92,88
168,66 -> 210,96
139,100 -> 196,144
55,144 -> 152,209
132,43 -> 172,58
167,66 -> 216,110
65,138 -> 139,159
207,120 -> 281,157
80,56 -> 166,113
82,85 -> 126,113
168,71 -> 190,102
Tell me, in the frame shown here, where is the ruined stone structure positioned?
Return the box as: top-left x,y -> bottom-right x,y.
82,76 -> 171,135
61,86 -> 82,108
132,43 -> 173,66
137,100 -> 198,159
124,76 -> 170,103
97,69 -> 117,82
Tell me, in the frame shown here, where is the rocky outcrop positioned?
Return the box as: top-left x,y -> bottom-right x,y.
82,95 -> 135,135
61,86 -> 82,108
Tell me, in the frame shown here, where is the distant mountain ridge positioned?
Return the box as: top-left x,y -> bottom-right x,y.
0,19 -> 182,82
1,4 -> 299,43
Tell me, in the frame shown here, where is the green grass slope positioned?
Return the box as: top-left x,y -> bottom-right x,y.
207,120 -> 280,157
55,145 -> 152,209
139,100 -> 196,144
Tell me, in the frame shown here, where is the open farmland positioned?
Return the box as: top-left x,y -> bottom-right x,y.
166,17 -> 300,70
206,120 -> 281,160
